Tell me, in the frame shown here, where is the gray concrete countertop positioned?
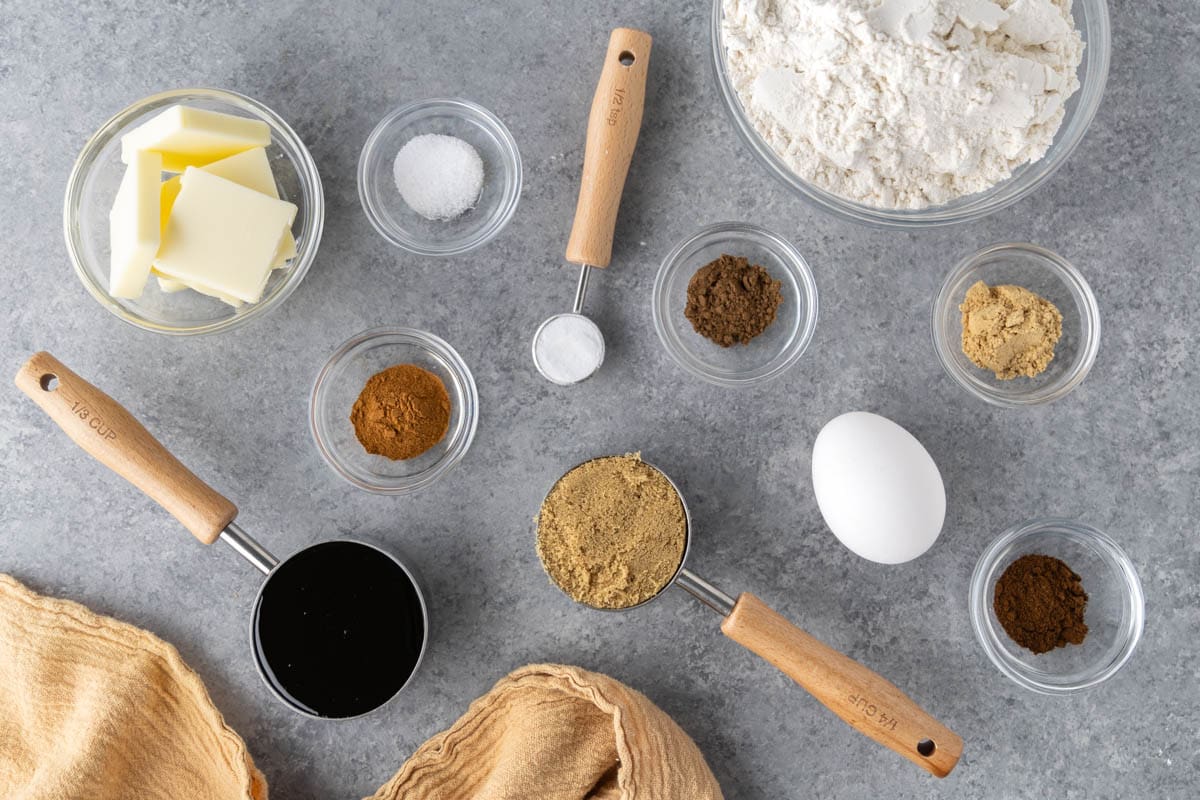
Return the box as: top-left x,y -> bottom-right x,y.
2,1 -> 1196,797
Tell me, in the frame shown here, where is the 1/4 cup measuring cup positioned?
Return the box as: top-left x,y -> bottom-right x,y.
538,456 -> 963,777
15,352 -> 428,719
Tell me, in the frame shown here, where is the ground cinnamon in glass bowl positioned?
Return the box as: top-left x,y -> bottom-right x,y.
350,364 -> 451,460
311,328 -> 478,494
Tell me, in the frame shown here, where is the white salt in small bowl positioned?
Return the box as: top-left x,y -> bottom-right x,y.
358,99 -> 522,256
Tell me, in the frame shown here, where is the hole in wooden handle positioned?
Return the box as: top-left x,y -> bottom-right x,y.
618,50 -> 635,66
39,373 -> 58,392
917,739 -> 936,757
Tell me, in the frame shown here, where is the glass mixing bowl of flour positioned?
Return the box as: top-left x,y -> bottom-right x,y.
711,0 -> 1111,228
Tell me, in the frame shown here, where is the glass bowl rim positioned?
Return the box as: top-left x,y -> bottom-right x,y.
309,326 -> 480,495
652,220 -> 819,387
931,241 -> 1101,407
63,86 -> 325,336
709,0 -> 1112,228
968,517 -> 1145,694
356,97 -> 523,256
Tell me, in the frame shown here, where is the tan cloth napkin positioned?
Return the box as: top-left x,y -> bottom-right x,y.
368,663 -> 723,800
0,575 -> 721,800
0,574 -> 266,800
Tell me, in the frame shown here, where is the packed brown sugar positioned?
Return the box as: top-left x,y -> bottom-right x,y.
536,454 -> 687,609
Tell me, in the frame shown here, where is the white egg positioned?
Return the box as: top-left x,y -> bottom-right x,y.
811,411 -> 946,565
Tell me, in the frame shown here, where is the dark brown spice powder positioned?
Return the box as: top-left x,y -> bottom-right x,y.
993,553 -> 1089,654
684,254 -> 783,347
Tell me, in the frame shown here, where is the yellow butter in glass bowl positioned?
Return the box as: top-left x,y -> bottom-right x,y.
65,88 -> 324,335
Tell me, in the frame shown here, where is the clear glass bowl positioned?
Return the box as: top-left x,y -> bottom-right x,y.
932,243 -> 1100,407
310,328 -> 479,494
358,98 -> 521,256
653,222 -> 818,387
970,519 -> 1144,694
64,88 -> 324,335
711,0 -> 1111,228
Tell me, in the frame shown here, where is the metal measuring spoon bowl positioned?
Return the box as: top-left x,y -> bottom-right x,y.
532,301 -> 606,386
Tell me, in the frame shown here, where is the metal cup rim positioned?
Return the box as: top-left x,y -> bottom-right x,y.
247,536 -> 430,720
535,454 -> 692,612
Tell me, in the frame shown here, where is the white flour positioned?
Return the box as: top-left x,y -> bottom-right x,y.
722,0 -> 1084,209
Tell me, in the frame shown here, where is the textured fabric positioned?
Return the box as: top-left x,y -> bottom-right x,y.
0,575 -> 266,800
368,663 -> 723,800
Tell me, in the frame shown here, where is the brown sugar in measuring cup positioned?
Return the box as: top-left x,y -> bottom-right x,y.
535,454 -> 963,777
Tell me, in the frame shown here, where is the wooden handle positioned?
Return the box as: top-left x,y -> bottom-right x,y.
564,27 -> 652,268
14,352 -> 237,545
721,593 -> 962,777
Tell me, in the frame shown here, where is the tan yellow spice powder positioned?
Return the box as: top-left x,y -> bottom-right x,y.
536,454 -> 687,610
960,281 -> 1064,379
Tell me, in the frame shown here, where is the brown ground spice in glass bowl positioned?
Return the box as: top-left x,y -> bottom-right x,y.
684,254 -> 783,347
993,553 -> 1088,654
350,363 -> 451,460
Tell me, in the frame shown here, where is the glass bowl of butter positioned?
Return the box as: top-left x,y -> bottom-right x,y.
64,88 -> 324,335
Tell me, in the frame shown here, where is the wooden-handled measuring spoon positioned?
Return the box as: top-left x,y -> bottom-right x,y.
532,27 -> 651,385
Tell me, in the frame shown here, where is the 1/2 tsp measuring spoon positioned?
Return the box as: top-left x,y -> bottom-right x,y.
15,352 -> 428,720
538,456 -> 964,777
532,27 -> 651,385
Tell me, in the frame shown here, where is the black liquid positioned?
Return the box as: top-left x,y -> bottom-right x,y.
252,540 -> 425,718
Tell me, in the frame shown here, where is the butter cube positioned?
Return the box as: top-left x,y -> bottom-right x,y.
122,105 -> 270,172
152,269 -> 243,307
159,147 -> 295,266
155,273 -> 188,293
154,168 -> 296,304
109,150 -> 162,298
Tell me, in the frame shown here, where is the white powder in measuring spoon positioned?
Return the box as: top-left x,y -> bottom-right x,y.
721,0 -> 1084,209
393,134 -> 485,220
533,315 -> 606,385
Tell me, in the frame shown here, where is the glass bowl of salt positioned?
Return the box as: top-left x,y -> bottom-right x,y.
358,98 -> 521,256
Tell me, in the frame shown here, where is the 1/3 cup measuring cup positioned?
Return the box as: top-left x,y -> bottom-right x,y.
15,352 -> 428,719
538,456 -> 963,777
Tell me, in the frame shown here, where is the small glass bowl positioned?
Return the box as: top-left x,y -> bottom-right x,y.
652,222 -> 818,387
358,98 -> 521,256
970,519 -> 1144,694
932,243 -> 1100,407
310,328 -> 479,494
711,0 -> 1111,228
64,88 -> 324,335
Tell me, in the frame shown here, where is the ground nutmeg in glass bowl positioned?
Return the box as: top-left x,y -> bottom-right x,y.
351,364 -> 451,460
993,553 -> 1089,655
685,254 -> 783,347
